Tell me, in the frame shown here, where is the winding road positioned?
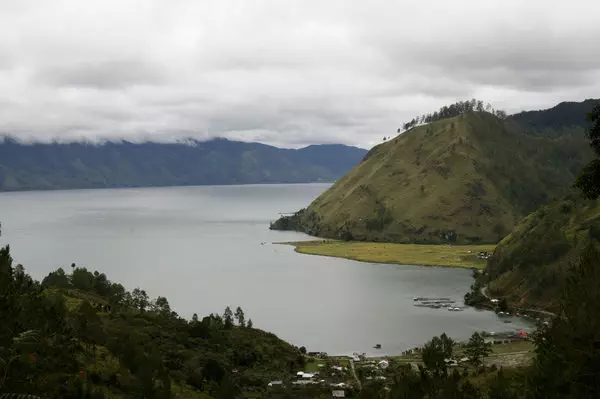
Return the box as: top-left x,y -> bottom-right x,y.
349,360 -> 361,390
480,285 -> 556,317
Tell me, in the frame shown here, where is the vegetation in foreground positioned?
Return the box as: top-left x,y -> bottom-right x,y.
2,243 -> 600,398
280,241 -> 495,269
268,246 -> 600,398
0,247 -> 304,398
2,103 -> 600,397
271,99 -> 595,244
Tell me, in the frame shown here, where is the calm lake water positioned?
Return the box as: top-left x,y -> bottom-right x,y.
0,184 -> 532,355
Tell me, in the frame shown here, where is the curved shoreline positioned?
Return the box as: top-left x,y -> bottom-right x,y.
275,240 -> 495,269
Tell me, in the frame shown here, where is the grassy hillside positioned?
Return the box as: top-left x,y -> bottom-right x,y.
272,110 -> 592,244
0,138 -> 366,191
485,194 -> 600,311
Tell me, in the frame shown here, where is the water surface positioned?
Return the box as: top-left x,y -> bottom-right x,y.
0,184 -> 532,355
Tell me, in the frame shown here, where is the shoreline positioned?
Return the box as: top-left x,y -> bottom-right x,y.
276,240 -> 496,269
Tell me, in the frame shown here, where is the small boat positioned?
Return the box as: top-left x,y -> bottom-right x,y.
373,344 -> 381,349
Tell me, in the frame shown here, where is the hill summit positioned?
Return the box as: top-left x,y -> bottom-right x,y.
272,107 -> 593,244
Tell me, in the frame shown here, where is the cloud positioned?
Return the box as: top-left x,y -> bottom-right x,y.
37,60 -> 167,89
0,0 -> 599,148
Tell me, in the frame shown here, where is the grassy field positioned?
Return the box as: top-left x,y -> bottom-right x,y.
380,340 -> 534,367
490,340 -> 533,354
280,240 -> 495,269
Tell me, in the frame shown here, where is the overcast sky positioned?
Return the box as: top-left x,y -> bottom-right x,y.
1,0 -> 599,148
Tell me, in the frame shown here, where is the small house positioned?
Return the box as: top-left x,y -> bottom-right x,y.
378,360 -> 389,369
332,390 -> 345,398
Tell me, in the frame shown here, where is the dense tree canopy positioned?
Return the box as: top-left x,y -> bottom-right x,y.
575,103 -> 600,199
398,99 -> 507,132
0,246 -> 303,398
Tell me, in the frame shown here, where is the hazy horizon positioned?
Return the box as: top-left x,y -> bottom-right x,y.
1,1 -> 599,148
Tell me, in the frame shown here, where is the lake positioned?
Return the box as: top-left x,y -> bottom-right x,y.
0,184 -> 532,356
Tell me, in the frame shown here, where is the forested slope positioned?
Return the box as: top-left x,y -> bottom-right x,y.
0,138 -> 366,191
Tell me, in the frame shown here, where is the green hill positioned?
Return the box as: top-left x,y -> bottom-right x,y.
272,109 -> 592,244
509,98 -> 598,135
485,195 -> 600,312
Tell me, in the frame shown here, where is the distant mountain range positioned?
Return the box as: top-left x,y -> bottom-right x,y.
0,138 -> 367,191
271,99 -> 597,244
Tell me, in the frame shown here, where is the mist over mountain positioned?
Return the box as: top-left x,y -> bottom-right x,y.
0,138 -> 366,191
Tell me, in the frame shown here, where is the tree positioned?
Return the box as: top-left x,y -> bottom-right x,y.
529,244 -> 600,398
131,288 -> 149,312
41,267 -> 70,288
192,313 -> 199,323
575,103 -> 600,199
476,100 -> 484,112
299,346 -> 306,355
75,301 -> 104,352
421,336 -> 447,376
440,332 -> 455,359
92,271 -> 110,297
223,306 -> 233,329
108,282 -> 126,306
498,298 -> 509,312
153,296 -> 171,315
234,306 -> 245,327
465,332 -> 492,367
71,267 -> 95,291
495,110 -> 508,119
203,358 -> 225,383
487,369 -> 519,399
461,380 -> 481,399
247,319 -> 253,328
217,373 -> 241,399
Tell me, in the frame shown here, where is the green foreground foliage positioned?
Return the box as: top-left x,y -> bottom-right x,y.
3,243 -> 600,398
0,248 -> 303,398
